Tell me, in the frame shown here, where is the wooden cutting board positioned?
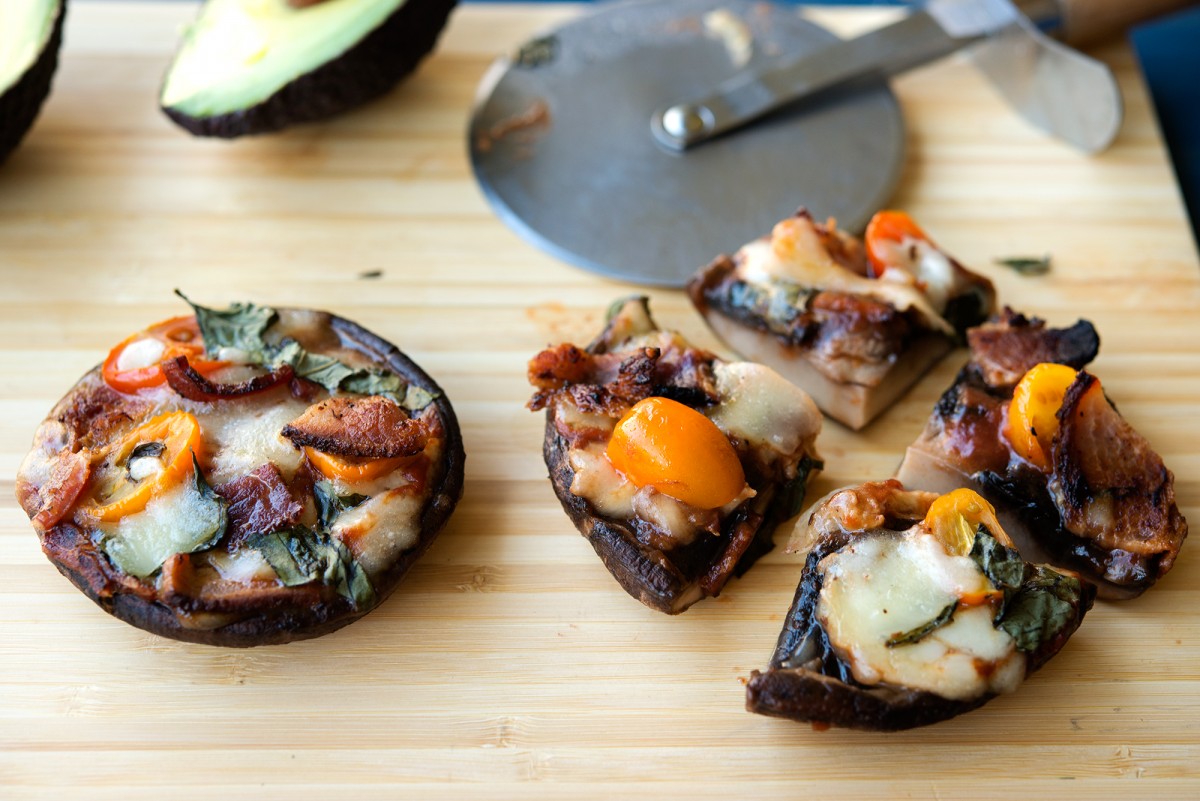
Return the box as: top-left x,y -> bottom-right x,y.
1,4 -> 1197,799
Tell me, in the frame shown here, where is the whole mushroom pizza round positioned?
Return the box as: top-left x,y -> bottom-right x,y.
16,294 -> 464,646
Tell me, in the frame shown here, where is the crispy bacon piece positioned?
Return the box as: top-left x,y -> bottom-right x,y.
30,450 -> 91,532
968,308 -> 1099,390
1050,373 -> 1187,570
162,356 -> 295,403
281,396 -> 433,459
215,463 -> 304,548
528,345 -> 661,416
798,480 -> 937,550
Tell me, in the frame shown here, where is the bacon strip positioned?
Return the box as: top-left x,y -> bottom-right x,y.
215,463 -> 303,548
162,356 -> 295,403
968,308 -> 1099,389
281,396 -> 433,459
30,450 -> 91,532
1050,373 -> 1187,567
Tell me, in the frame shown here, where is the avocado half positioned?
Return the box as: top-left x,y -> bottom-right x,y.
0,0 -> 66,164
160,0 -> 458,138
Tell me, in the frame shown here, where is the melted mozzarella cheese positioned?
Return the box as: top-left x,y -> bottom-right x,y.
99,481 -> 224,578
194,394 -> 309,484
736,216 -> 953,335
568,443 -> 637,519
205,548 -> 276,583
816,532 -> 1025,701
331,488 -> 422,579
115,337 -> 166,371
707,362 -> 821,461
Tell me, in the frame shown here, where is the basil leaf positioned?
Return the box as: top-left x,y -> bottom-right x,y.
248,525 -> 376,609
969,526 -> 1026,595
175,290 -> 277,360
993,255 -> 1051,276
269,337 -> 409,401
400,384 -> 437,412
886,601 -> 958,648
189,452 -> 228,554
313,481 -> 369,530
997,568 -> 1082,653
342,370 -> 405,399
779,454 -> 825,519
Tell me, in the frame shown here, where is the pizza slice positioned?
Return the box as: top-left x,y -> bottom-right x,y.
896,308 -> 1187,598
688,209 -> 996,429
16,294 -> 464,646
746,480 -> 1094,731
527,296 -> 824,613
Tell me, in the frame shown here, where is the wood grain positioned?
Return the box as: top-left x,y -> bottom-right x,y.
1,3 -> 1197,799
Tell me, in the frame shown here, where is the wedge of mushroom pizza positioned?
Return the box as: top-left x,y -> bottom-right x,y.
688,209 -> 996,429
16,293 -> 464,646
746,480 -> 1095,731
896,308 -> 1187,599
527,297 -> 824,614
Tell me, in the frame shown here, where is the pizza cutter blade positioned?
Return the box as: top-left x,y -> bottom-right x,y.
467,0 -> 905,288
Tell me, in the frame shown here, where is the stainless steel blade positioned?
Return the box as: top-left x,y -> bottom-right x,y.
654,0 -> 1020,150
469,0 -> 905,287
967,12 -> 1122,154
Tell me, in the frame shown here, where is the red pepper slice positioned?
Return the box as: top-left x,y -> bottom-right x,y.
102,316 -> 228,394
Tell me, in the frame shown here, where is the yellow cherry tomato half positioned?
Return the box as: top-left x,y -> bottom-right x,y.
606,396 -> 745,510
1005,362 -> 1081,470
88,411 -> 203,522
922,488 -> 1002,557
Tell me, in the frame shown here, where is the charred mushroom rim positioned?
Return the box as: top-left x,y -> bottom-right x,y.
746,481 -> 1094,731
896,308 -> 1187,599
688,209 -> 996,430
16,294 -> 464,646
527,297 -> 824,614
160,0 -> 458,137
0,0 -> 65,163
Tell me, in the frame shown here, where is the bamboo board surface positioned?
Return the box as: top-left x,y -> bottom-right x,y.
1,3 -> 1198,799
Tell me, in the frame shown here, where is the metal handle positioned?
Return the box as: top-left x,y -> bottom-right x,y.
651,1 -> 1015,151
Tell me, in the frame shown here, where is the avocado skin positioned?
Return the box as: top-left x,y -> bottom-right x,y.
0,1 -> 65,164
162,0 -> 458,138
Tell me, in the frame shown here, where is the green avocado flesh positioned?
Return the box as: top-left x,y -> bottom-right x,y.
161,0 -> 410,119
0,0 -> 58,92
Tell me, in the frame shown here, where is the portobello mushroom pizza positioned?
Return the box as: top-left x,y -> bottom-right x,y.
688,209 -> 996,429
896,309 -> 1187,599
15,294 -> 464,646
746,481 -> 1094,731
527,297 -> 824,614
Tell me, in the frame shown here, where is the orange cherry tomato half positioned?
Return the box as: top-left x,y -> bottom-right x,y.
102,316 -> 228,394
1004,362 -> 1081,470
304,447 -> 410,483
864,210 -> 930,277
922,488 -> 1003,557
88,411 -> 203,522
606,396 -> 745,510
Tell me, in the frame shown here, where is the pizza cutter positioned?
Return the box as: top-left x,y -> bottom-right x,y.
468,0 -> 1193,287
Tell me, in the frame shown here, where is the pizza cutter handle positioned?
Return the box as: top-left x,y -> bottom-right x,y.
651,10 -> 972,152
1051,0 -> 1200,44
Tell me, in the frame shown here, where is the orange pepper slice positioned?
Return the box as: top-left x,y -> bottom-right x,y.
88,411 -> 203,522
1005,363 -> 1080,470
102,316 -> 228,394
304,447 -> 409,483
922,488 -> 1003,557
864,210 -> 930,278
606,396 -> 745,510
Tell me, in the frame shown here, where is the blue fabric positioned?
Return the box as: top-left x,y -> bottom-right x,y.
1131,6 -> 1200,247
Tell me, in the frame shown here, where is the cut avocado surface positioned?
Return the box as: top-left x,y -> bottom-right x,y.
161,0 -> 458,138
0,0 -> 65,163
